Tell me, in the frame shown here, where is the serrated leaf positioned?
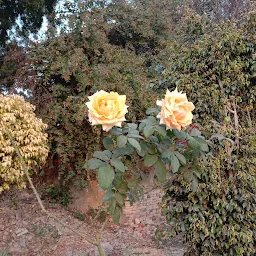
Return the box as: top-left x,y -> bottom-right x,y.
103,137 -> 114,150
190,128 -> 201,137
98,164 -> 115,190
136,148 -> 146,157
174,151 -> 186,165
112,144 -> 134,157
108,197 -> 116,214
155,125 -> 167,136
127,133 -> 144,139
117,135 -> 127,148
128,138 -> 141,152
102,190 -> 114,201
170,153 -> 180,173
146,108 -> 159,115
161,149 -> 172,159
93,151 -> 110,161
127,123 -> 138,129
110,158 -> 126,172
87,158 -> 105,170
144,154 -> 158,167
174,129 -> 187,140
115,193 -> 124,206
103,150 -> 112,158
112,206 -> 122,224
154,160 -> 167,182
146,143 -> 157,154
143,125 -> 154,138
149,135 -> 159,143
194,137 -> 209,152
147,116 -> 157,122
162,138 -> 172,146
188,137 -> 201,149
139,122 -> 146,131
109,128 -> 123,135
128,129 -> 140,135
142,116 -> 156,125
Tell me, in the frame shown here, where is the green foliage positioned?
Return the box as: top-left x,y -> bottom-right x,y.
154,10 -> 256,255
87,107 -> 210,224
158,143 -> 256,255
2,0 -> 174,186
45,185 -> 72,206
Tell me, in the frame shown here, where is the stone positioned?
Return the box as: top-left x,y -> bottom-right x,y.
15,228 -> 28,236
94,242 -> 114,256
134,218 -> 140,224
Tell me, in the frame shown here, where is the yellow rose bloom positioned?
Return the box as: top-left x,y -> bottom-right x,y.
86,90 -> 128,131
156,88 -> 195,131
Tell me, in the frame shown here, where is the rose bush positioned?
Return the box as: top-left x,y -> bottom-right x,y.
85,89 -> 211,224
86,90 -> 129,132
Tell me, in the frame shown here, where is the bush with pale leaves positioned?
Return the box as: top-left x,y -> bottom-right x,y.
0,95 -> 49,192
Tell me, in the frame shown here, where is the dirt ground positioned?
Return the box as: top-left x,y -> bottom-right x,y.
0,188 -> 185,256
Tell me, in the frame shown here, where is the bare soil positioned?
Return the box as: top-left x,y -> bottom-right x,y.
0,188 -> 185,256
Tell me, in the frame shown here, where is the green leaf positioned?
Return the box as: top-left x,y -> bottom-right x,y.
146,143 -> 157,154
128,138 -> 141,152
161,149 -> 172,159
144,154 -> 158,167
128,129 -> 140,135
127,123 -> 138,129
109,128 -> 122,135
93,151 -> 110,161
102,190 -> 114,201
110,158 -> 126,172
108,197 -> 117,214
112,206 -> 122,224
154,160 -> 167,182
149,136 -> 159,143
146,108 -> 159,115
98,164 -> 115,190
190,128 -> 201,137
117,135 -> 127,148
162,138 -> 172,146
170,153 -> 180,173
127,177 -> 139,188
103,137 -> 114,150
112,144 -> 134,157
191,177 -> 199,192
127,133 -> 144,139
194,137 -> 209,152
139,122 -> 146,131
143,125 -> 154,138
188,137 -> 201,149
115,193 -> 124,206
103,150 -> 112,158
142,116 -> 157,125
174,151 -> 186,165
183,169 -> 193,183
155,125 -> 167,136
87,158 -> 105,170
174,129 -> 187,140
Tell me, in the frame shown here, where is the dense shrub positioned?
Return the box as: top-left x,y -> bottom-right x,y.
0,95 -> 49,192
2,1 -> 175,185
155,10 -> 256,256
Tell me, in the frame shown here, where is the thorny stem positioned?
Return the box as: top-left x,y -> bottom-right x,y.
1,117 -> 106,253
